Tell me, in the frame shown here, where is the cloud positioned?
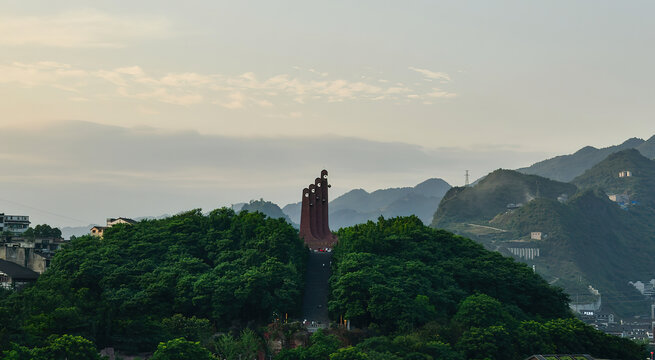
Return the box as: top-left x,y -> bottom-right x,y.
0,61 -> 457,107
409,67 -> 452,82
0,121 -> 548,227
427,88 -> 457,99
0,10 -> 169,48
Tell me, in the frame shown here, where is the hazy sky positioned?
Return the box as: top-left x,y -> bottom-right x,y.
1,1 -> 654,227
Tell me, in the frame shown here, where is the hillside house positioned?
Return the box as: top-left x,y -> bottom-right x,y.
0,259 -> 39,289
106,217 -> 137,226
530,232 -> 542,240
90,217 -> 137,238
618,170 -> 632,178
608,194 -> 630,204
0,213 -> 30,234
90,226 -> 107,237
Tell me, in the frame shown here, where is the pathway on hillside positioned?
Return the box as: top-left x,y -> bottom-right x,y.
467,223 -> 507,232
301,252 -> 332,332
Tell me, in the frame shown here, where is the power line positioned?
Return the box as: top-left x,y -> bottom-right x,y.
0,197 -> 93,224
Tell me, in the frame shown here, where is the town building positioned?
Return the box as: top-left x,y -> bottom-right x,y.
530,232 -> 542,240
90,217 -> 137,238
0,258 -> 39,289
618,170 -> 632,178
608,194 -> 630,204
0,213 -> 30,234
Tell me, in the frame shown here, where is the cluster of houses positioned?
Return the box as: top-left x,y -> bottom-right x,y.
0,213 -> 136,290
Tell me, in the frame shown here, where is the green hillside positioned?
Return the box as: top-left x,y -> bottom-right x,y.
572,148 -> 655,206
433,169 -> 576,228
319,217 -> 644,360
490,189 -> 652,316
433,152 -> 655,317
0,212 -> 645,359
0,209 -> 307,353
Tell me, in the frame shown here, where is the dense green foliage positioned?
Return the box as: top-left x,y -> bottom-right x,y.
430,153 -> 655,316
0,209 -> 306,353
572,148 -> 655,206
331,216 -> 570,331
1,335 -> 100,360
22,224 -> 63,239
150,338 -> 215,360
275,329 -> 341,360
324,217 -> 644,359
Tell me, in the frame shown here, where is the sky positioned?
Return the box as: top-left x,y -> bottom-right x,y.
1,1 -> 654,227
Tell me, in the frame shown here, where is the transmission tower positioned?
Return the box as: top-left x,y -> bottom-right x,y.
465,170 -> 470,186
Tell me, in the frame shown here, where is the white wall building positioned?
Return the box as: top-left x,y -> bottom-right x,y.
0,214 -> 30,234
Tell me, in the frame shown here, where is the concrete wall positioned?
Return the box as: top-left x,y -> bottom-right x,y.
0,245 -> 49,274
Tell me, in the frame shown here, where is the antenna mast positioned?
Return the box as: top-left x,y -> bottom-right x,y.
465,170 -> 470,186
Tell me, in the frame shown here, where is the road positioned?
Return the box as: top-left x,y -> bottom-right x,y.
301,251 -> 332,331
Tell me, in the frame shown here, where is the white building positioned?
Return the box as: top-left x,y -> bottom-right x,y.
608,194 -> 630,204
619,170 -> 633,178
530,232 -> 542,240
0,214 -> 30,234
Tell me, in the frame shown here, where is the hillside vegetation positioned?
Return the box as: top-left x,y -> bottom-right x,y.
433,169 -> 576,228
315,217 -> 642,360
0,209 -> 307,353
432,150 -> 655,316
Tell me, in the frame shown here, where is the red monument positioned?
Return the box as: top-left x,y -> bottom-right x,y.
299,170 -> 338,249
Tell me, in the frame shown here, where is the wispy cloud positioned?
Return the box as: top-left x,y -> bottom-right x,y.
0,61 -> 457,107
0,10 -> 169,48
409,67 -> 452,82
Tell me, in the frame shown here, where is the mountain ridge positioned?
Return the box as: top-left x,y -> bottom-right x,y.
517,136 -> 655,182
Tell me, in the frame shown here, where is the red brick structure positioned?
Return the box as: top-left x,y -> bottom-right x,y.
299,170 -> 338,249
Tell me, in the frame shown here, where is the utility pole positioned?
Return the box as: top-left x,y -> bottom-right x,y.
465,170 -> 470,187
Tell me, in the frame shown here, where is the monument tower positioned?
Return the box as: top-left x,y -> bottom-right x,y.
299,169 -> 338,249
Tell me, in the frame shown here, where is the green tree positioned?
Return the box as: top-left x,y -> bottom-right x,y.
452,293 -> 515,330
329,347 -> 368,360
40,334 -> 101,360
150,338 -> 215,360
456,325 -> 515,360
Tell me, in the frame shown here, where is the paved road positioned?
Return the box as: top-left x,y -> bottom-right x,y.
301,252 -> 332,330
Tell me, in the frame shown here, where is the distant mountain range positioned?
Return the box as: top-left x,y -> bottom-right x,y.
432,147 -> 655,317
517,136 -> 655,182
282,178 -> 451,229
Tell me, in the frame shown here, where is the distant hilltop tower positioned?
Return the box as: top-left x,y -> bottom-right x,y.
465,170 -> 470,186
299,169 -> 338,250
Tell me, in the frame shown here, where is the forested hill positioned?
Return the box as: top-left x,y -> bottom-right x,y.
431,152 -> 655,317
0,212 -> 645,359
313,217 -> 642,360
518,136 -> 655,182
432,169 -> 576,228
0,209 -> 307,353
283,178 -> 451,229
572,148 -> 655,206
